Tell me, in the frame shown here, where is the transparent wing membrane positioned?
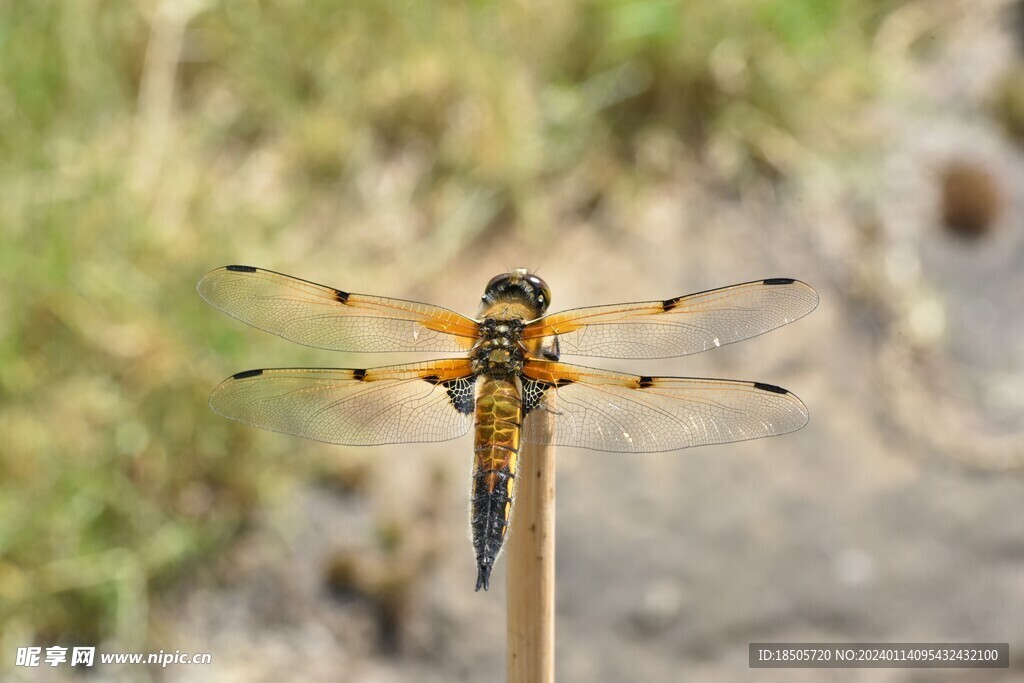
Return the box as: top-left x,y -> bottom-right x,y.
524,278 -> 818,359
198,266 -> 479,353
522,361 -> 808,452
209,360 -> 475,446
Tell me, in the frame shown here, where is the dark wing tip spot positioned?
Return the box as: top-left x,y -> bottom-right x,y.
762,277 -> 796,285
232,368 -> 264,379
662,296 -> 681,311
334,289 -> 350,304
555,378 -> 574,387
753,381 -> 789,395
638,376 -> 655,389
225,265 -> 258,273
351,368 -> 367,381
422,374 -> 441,385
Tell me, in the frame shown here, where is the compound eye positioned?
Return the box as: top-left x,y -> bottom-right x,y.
486,273 -> 512,291
526,274 -> 552,309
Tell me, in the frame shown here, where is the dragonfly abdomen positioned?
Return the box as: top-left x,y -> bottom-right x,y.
471,377 -> 522,591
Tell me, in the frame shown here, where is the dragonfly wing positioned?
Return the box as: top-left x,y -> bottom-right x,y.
198,265 -> 479,353
210,359 -> 476,445
521,361 -> 808,452
523,278 -> 818,359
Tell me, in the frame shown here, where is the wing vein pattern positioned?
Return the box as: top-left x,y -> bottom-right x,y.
209,360 -> 474,445
524,279 -> 818,359
522,361 -> 808,452
197,266 -> 479,353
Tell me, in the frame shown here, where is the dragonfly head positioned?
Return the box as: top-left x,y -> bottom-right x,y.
480,268 -> 551,317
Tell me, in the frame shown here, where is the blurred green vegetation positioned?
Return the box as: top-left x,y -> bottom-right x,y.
991,64 -> 1024,145
0,0 -> 904,648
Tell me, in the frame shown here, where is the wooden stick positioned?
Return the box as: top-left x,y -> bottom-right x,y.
506,408 -> 556,683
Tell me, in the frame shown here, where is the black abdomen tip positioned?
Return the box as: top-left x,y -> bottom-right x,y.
475,561 -> 493,592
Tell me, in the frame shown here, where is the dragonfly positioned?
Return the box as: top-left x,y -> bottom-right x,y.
198,266 -> 818,591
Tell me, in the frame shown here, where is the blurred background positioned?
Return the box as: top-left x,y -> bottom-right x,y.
2,0 -> 1023,681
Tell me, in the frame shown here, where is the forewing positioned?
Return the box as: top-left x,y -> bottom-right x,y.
210,359 -> 475,445
198,265 -> 479,353
523,278 -> 817,359
522,361 -> 808,452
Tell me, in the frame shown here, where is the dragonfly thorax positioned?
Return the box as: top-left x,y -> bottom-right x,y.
472,318 -> 526,379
